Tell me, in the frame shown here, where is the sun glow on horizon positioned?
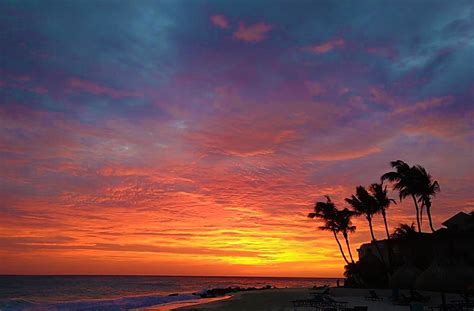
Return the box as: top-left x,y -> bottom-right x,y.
1,0 -> 473,277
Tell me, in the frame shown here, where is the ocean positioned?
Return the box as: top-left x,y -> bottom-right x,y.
0,275 -> 339,310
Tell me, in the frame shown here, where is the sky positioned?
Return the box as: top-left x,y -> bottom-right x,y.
0,0 -> 473,277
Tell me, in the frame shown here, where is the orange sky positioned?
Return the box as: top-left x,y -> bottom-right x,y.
1,1 -> 473,277
1,151 -> 472,277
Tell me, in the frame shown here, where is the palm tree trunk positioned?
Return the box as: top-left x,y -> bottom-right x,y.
333,230 -> 350,265
382,210 -> 390,240
381,209 -> 394,271
411,194 -> 422,232
368,217 -> 387,268
343,232 -> 355,263
426,204 -> 435,232
420,204 -> 423,225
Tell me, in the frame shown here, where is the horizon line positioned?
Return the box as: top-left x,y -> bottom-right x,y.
0,274 -> 341,279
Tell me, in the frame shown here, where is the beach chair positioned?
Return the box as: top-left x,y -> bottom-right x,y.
364,290 -> 383,301
292,294 -> 347,311
410,290 -> 430,303
390,288 -> 400,302
311,285 -> 330,295
322,295 -> 348,307
429,301 -> 474,311
292,294 -> 327,310
449,300 -> 474,310
393,294 -> 411,306
316,307 -> 366,311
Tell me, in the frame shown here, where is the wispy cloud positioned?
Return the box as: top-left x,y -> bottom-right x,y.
210,14 -> 230,29
1,0 -> 473,277
68,78 -> 142,99
233,22 -> 273,42
303,39 -> 345,54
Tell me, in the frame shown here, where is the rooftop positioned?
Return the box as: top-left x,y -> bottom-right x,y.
441,211 -> 472,230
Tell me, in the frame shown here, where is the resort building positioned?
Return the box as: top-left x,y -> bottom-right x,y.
440,211 -> 474,232
357,211 -> 474,265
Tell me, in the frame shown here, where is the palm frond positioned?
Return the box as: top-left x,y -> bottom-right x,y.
346,225 -> 356,233
391,222 -> 416,239
381,171 -> 400,182
318,225 -> 334,232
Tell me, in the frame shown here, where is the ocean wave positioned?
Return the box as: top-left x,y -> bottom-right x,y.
0,293 -> 197,311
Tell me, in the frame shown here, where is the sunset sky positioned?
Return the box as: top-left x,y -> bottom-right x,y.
1,0 -> 473,277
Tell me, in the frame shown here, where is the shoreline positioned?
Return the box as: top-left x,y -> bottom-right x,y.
134,296 -> 233,311
140,287 -> 468,311
140,288 -> 313,311
0,277 -> 338,310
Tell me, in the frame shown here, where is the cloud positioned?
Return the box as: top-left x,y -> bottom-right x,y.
402,112 -> 473,139
369,86 -> 454,114
210,14 -> 229,29
304,81 -> 325,96
0,236 -> 76,247
394,96 -> 453,114
303,39 -> 345,54
68,78 -> 142,99
310,146 -> 382,162
366,45 -> 398,59
1,0 -> 473,277
233,22 -> 273,42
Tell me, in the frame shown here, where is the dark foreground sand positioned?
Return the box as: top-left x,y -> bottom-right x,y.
140,287 -> 464,311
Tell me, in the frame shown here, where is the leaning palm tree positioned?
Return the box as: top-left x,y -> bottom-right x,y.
308,196 -> 350,265
414,165 -> 440,232
370,182 -> 396,240
370,182 -> 396,270
345,186 -> 387,268
336,208 -> 357,263
381,160 -> 422,232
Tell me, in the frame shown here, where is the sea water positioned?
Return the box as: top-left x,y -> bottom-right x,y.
0,275 -> 339,310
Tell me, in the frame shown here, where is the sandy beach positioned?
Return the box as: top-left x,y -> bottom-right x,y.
141,287 -> 466,311
137,296 -> 233,311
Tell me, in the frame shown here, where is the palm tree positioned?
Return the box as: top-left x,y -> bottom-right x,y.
344,262 -> 363,287
390,223 -> 418,268
336,208 -> 357,263
414,165 -> 440,232
390,223 -> 417,239
345,186 -> 387,268
370,182 -> 396,240
370,182 -> 396,270
308,196 -> 350,265
381,160 -> 422,232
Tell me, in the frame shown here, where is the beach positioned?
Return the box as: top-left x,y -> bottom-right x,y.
141,287 -> 465,311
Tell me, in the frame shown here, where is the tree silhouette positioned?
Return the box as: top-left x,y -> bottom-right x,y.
413,165 -> 440,232
382,160 -> 423,232
308,196 -> 350,265
370,182 -> 396,270
345,186 -> 387,268
336,208 -> 357,263
370,182 -> 396,240
390,222 -> 417,239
